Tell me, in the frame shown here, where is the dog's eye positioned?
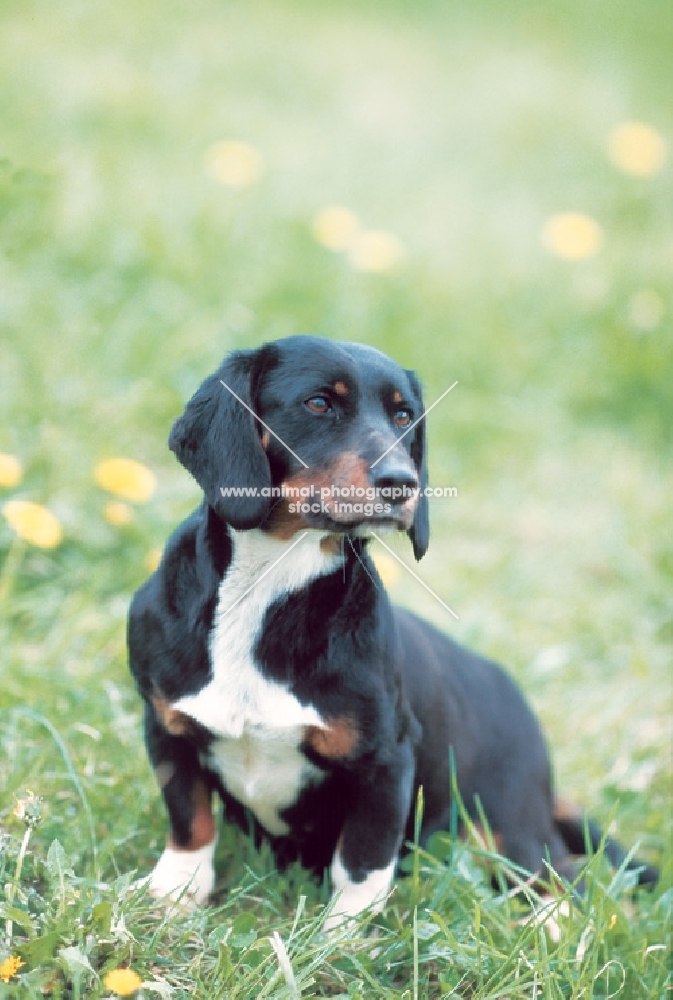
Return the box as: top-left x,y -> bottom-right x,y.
305,395 -> 332,415
394,408 -> 412,428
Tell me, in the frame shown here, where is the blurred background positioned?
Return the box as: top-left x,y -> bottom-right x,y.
1,0 -> 671,860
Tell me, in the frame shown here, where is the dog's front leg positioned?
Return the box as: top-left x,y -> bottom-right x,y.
142,702 -> 218,905
324,740 -> 415,932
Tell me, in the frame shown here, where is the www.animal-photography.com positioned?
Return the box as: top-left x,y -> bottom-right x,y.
1,1 -> 671,997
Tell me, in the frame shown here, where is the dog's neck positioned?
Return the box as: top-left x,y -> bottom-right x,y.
221,526 -> 346,607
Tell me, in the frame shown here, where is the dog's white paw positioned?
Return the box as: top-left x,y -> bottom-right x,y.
323,855 -> 396,933
142,840 -> 217,906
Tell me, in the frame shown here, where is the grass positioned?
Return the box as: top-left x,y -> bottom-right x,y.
1,0 -> 671,995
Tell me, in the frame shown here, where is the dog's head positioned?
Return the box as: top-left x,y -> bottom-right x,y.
168,336 -> 430,559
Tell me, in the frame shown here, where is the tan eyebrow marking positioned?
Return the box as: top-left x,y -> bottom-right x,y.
333,381 -> 349,396
393,390 -> 403,403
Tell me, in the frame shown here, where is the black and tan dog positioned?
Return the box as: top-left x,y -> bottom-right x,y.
128,335 -> 656,927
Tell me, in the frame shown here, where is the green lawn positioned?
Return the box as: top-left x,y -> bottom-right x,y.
1,0 -> 671,996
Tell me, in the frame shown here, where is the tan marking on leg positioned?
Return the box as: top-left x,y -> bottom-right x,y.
189,780 -> 217,849
168,780 -> 216,851
306,716 -> 360,760
553,797 -> 582,822
152,693 -> 194,736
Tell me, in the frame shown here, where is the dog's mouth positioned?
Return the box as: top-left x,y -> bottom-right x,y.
262,477 -> 418,539
297,506 -> 414,534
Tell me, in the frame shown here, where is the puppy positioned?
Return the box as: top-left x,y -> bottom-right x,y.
128,335 -> 656,927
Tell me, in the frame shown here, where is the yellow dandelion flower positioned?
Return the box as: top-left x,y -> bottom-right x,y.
607,121 -> 667,177
2,500 -> 63,549
13,790 -> 43,827
371,550 -> 401,586
312,206 -> 361,251
348,229 -> 405,273
541,212 -> 603,261
145,547 -> 163,573
103,501 -> 134,526
0,453 -> 23,489
103,967 -> 143,996
0,955 -> 25,983
94,458 -> 156,503
205,140 -> 263,188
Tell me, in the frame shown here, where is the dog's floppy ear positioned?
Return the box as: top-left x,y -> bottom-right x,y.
169,348 -> 275,529
406,370 -> 430,561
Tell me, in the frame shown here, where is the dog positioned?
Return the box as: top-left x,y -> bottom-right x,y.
128,335 -> 657,928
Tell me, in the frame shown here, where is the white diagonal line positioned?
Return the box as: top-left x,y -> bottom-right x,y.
219,531 -> 310,621
219,380 -> 309,469
370,381 -> 458,469
371,531 -> 459,620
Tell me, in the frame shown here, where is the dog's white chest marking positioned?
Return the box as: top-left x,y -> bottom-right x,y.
205,726 -> 314,835
174,529 -> 343,835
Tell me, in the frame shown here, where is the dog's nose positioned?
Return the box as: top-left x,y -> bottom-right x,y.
371,457 -> 418,497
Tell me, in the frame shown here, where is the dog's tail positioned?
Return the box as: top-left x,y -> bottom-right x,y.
553,799 -> 659,886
